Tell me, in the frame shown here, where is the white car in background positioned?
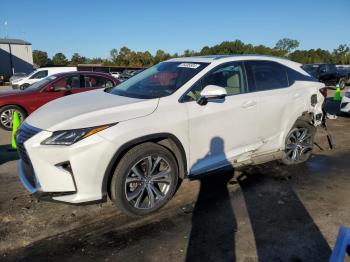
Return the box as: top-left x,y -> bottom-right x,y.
340,89 -> 350,113
16,55 -> 325,216
12,67 -> 77,89
110,72 -> 121,79
9,72 -> 27,82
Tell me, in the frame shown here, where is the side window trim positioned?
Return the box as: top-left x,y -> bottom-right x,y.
179,61 -> 248,103
80,75 -> 85,88
243,61 -> 256,93
69,75 -> 81,89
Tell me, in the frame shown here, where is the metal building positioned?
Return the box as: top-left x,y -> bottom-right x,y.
0,38 -> 33,78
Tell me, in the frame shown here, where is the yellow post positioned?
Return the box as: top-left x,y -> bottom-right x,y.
334,87 -> 341,102
11,111 -> 21,149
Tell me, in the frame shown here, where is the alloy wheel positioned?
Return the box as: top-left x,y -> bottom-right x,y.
339,80 -> 346,90
0,109 -> 22,129
124,156 -> 172,210
285,127 -> 313,162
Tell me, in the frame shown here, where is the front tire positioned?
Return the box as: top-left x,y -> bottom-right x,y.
20,83 -> 30,90
281,120 -> 315,165
110,142 -> 179,216
0,106 -> 26,131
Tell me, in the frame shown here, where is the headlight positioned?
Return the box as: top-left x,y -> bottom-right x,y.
345,92 -> 350,98
41,124 -> 115,145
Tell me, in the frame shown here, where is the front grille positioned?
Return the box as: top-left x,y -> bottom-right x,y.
16,123 -> 41,165
341,102 -> 348,109
16,123 -> 42,188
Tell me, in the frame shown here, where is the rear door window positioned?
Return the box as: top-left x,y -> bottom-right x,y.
83,75 -> 114,88
245,61 -> 288,92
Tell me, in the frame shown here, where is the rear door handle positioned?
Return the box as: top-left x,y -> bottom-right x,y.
241,100 -> 257,108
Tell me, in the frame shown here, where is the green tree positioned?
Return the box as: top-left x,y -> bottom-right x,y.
183,49 -> 197,57
333,44 -> 350,64
289,49 -> 332,64
52,53 -> 68,65
154,49 -> 171,63
110,48 -> 119,64
140,51 -> 153,66
117,46 -> 132,66
32,50 -> 49,67
87,57 -> 105,64
70,53 -> 87,65
275,38 -> 299,55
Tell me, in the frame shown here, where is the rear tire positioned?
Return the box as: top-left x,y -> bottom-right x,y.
0,105 -> 26,131
110,142 -> 179,216
281,120 -> 315,165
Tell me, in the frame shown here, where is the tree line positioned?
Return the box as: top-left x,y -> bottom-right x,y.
33,38 -> 350,68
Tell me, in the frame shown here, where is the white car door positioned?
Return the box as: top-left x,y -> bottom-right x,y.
183,62 -> 262,175
244,60 -> 302,153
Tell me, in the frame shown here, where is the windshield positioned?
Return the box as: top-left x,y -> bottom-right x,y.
25,76 -> 56,91
26,70 -> 38,78
107,62 -> 209,99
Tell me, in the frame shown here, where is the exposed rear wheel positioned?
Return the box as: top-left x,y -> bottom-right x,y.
110,142 -> 179,216
281,120 -> 315,165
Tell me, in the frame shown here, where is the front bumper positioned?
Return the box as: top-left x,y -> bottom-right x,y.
16,123 -> 116,203
18,160 -> 41,193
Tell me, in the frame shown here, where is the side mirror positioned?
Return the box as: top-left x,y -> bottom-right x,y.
197,85 -> 227,105
46,86 -> 55,92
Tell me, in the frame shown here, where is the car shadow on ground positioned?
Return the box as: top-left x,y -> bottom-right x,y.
1,140 -> 334,262
186,138 -> 331,262
237,165 -> 332,262
0,144 -> 19,165
186,137 -> 236,261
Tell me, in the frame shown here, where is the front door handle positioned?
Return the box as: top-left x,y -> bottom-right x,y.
241,100 -> 257,108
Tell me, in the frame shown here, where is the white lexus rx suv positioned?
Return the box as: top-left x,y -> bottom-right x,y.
16,55 -> 325,216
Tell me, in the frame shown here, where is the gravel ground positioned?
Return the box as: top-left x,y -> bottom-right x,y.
0,90 -> 350,262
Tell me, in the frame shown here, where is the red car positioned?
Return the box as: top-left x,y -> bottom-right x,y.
0,71 -> 119,130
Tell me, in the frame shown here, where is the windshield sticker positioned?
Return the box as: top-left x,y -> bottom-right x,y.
178,63 -> 201,69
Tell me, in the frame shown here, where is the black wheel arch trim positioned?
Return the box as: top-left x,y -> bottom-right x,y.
101,133 -> 187,197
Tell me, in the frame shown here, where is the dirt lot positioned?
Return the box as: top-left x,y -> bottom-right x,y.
1,91 -> 350,262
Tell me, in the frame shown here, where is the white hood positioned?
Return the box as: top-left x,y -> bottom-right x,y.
26,89 -> 159,131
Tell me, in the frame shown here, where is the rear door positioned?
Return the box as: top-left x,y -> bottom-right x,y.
81,75 -> 115,90
245,60 -> 300,152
